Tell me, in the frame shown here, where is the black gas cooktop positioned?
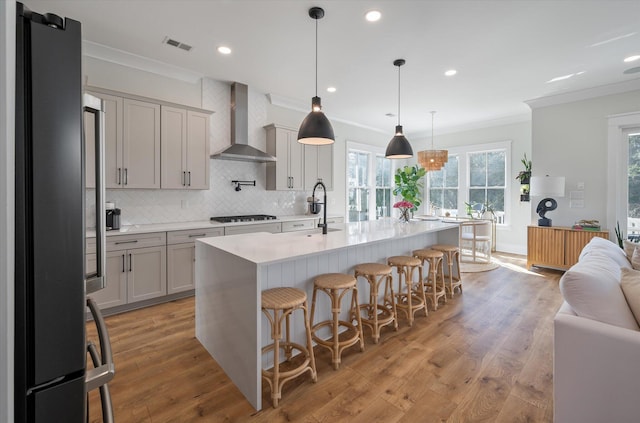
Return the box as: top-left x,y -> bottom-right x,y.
210,214 -> 277,223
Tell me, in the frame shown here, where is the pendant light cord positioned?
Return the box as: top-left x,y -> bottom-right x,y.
397,65 -> 401,126
431,111 -> 435,149
315,17 -> 318,97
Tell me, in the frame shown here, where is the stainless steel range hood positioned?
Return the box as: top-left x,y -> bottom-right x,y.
211,82 -> 276,163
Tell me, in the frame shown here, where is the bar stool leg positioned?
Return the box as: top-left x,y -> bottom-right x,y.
330,288 -> 340,370
351,287 -> 365,352
384,275 -> 398,331
302,299 -> 318,383
272,308 -> 281,407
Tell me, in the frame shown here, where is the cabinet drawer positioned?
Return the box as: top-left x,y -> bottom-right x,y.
282,220 -> 315,232
107,232 -> 166,251
224,222 -> 282,236
325,216 -> 344,225
167,227 -> 224,245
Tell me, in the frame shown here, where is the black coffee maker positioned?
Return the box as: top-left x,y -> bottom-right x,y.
105,202 -> 121,231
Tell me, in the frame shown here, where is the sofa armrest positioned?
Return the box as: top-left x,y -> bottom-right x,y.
554,310 -> 640,423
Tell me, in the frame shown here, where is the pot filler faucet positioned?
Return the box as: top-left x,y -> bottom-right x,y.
312,181 -> 328,235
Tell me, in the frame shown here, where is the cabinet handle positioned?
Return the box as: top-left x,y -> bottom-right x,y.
188,171 -> 191,186
293,224 -> 304,227
188,233 -> 206,238
182,171 -> 186,186
115,240 -> 138,245
121,254 -> 125,273
128,254 -> 132,272
117,168 -> 121,185
124,168 -> 128,185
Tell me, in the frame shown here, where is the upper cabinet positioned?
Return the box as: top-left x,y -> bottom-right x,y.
304,144 -> 333,191
160,107 -> 211,189
265,124 -> 304,190
85,87 -> 212,190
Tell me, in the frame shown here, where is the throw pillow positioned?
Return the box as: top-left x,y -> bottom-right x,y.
623,240 -> 638,261
560,251 -> 640,330
620,267 -> 640,326
632,248 -> 640,271
579,236 -> 631,269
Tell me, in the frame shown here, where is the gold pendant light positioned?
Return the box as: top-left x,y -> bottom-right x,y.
418,111 -> 448,171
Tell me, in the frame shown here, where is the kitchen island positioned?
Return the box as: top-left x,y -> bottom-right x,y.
195,218 -> 459,410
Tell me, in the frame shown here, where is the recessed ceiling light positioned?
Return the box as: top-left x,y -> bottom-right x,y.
327,87 -> 336,93
217,46 -> 232,55
444,69 -> 457,76
365,10 -> 381,22
546,72 -> 585,83
624,55 -> 640,63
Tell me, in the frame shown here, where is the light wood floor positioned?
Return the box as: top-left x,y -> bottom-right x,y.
87,253 -> 563,423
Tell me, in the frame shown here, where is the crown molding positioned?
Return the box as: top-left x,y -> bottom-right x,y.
267,93 -> 387,134
82,40 -> 203,84
526,77 -> 640,109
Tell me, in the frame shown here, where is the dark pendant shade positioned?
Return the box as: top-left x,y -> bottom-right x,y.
385,125 -> 413,158
298,96 -> 335,145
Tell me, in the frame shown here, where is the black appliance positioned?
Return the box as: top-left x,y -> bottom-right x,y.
210,214 -> 278,223
106,208 -> 121,231
15,3 -> 113,422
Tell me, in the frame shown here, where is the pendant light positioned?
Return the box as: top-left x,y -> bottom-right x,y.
418,111 -> 448,171
385,59 -> 413,159
298,7 -> 335,145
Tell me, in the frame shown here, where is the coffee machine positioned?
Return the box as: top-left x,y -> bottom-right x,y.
105,202 -> 121,231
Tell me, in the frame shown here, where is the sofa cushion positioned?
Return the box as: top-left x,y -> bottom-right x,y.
632,248 -> 640,271
621,267 -> 640,326
623,239 -> 637,261
560,251 -> 639,330
579,236 -> 631,270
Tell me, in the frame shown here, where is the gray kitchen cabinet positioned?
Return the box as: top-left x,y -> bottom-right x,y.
265,124 -> 304,190
167,228 -> 224,294
304,144 -> 333,191
123,98 -> 161,188
86,251 -> 128,309
127,245 -> 167,302
161,107 -> 211,190
281,219 -> 315,232
224,222 -> 282,236
85,92 -> 122,189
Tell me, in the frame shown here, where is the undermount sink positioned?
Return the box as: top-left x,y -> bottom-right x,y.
294,227 -> 342,236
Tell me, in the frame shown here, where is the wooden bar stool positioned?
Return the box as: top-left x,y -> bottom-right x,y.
387,256 -> 427,327
261,287 -> 317,408
431,244 -> 463,298
413,249 -> 447,310
353,263 -> 397,343
310,273 -> 365,370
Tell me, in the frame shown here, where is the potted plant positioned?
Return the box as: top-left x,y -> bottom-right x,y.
393,165 -> 426,213
516,153 -> 532,184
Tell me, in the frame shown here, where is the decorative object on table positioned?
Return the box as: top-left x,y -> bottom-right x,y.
385,59 -> 413,159
464,202 -> 475,219
297,7 -> 335,145
516,153 -> 532,202
393,165 -> 426,212
572,219 -> 601,231
530,175 -> 565,226
417,111 -> 448,171
394,200 -> 414,222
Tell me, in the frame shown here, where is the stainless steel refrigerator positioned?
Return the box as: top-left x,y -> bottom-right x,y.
15,2 -> 113,421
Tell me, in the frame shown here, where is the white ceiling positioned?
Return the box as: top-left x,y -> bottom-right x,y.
27,0 -> 640,137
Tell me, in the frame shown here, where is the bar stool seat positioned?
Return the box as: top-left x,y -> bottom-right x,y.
310,273 -> 364,370
261,287 -> 317,408
431,244 -> 463,298
413,249 -> 447,310
354,263 -> 397,343
387,256 -> 427,326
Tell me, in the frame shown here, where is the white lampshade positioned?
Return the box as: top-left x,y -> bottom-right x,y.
530,176 -> 565,197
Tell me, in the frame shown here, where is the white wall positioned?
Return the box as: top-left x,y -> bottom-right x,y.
412,120 -> 532,254
531,89 -> 640,234
0,1 -> 16,421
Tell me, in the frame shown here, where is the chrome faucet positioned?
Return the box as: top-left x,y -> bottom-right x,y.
312,181 -> 328,234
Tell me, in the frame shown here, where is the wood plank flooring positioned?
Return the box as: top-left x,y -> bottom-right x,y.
86,253 -> 563,423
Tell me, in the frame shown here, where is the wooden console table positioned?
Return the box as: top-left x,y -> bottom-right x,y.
527,226 -> 609,270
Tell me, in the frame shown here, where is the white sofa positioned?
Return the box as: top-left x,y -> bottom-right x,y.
554,237 -> 640,423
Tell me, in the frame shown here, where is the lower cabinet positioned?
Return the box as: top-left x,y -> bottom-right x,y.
167,228 -> 224,294
527,225 -> 609,270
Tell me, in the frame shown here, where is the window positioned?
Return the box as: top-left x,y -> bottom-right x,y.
347,142 -> 394,222
627,129 -> 640,240
469,150 -> 506,214
427,141 -> 510,224
428,155 -> 459,216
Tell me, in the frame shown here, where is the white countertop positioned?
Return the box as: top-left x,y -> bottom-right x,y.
86,214 -> 335,238
197,218 -> 459,265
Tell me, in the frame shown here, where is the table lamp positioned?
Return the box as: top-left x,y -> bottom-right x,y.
530,176 -> 565,227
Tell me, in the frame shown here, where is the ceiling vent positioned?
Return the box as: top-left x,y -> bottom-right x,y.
162,36 -> 193,52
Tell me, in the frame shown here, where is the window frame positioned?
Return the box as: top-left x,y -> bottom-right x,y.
427,140 -> 512,225
346,141 -> 397,222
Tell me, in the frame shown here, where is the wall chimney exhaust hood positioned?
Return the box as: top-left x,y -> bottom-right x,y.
211,82 -> 276,163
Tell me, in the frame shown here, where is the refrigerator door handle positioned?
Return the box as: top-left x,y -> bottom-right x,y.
86,297 -> 115,423
84,93 -> 107,295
